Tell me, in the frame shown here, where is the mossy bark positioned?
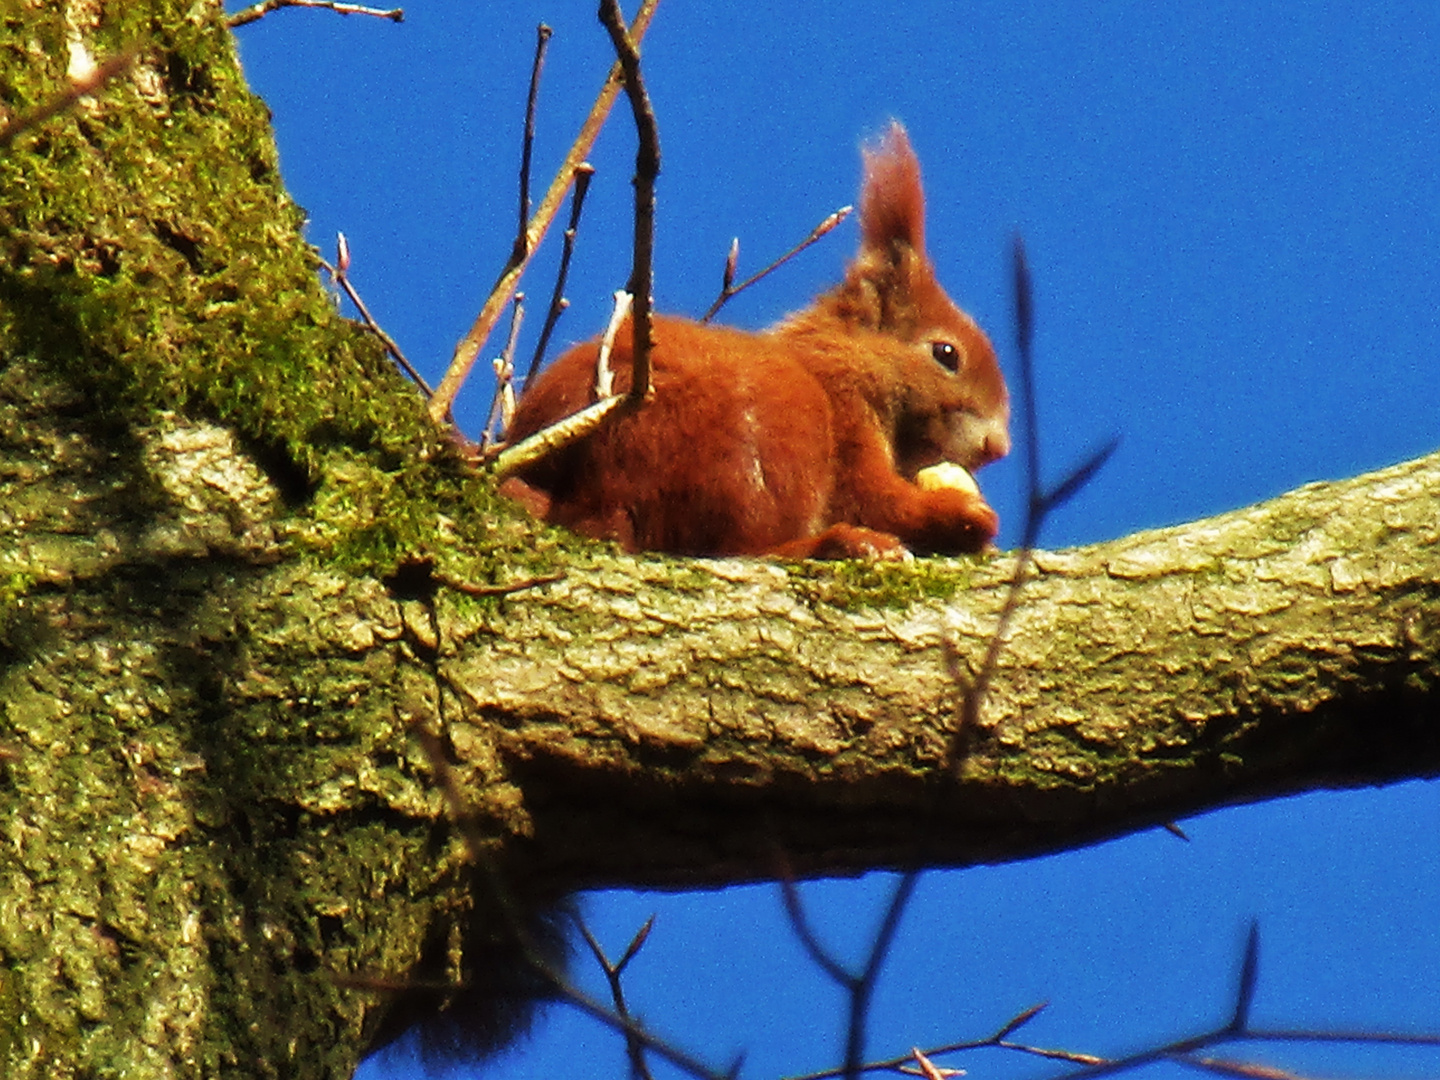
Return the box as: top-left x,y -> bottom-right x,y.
1,3 -> 1438,1078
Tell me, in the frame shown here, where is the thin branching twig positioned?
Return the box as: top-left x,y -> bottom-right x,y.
787,1001 -> 1105,1080
428,0 -> 661,425
227,0 -> 403,27
700,205 -> 853,323
488,289 -> 631,482
578,915 -> 658,1080
1034,924 -> 1440,1079
792,922 -> 1440,1080
598,0 -> 660,402
779,868 -> 920,1080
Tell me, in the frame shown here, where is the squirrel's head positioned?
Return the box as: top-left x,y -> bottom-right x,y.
788,122 -> 1011,475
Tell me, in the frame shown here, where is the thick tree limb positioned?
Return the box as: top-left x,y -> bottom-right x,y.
433,449 -> 1440,888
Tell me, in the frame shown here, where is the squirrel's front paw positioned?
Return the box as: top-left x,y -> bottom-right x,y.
913,487 -> 998,554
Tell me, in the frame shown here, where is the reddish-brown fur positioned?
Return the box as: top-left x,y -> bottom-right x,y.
502,123 -> 1010,558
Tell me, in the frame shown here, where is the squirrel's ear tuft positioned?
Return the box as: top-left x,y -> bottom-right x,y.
859,121 -> 927,258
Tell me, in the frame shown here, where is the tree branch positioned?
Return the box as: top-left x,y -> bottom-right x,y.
226,0 -> 404,28
422,449 -> 1440,890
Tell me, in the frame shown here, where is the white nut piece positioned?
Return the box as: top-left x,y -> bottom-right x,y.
915,461 -> 979,496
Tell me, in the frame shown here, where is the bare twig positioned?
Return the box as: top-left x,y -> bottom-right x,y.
794,1005 -> 1440,1079
431,571 -> 564,599
779,868 -> 920,1080
700,205 -> 853,323
598,0 -> 661,402
480,294 -> 526,448
227,0 -> 403,27
1229,922 -> 1261,1035
792,920 -> 1440,1080
1032,925 -> 1440,1080
907,1047 -> 956,1080
578,915 -> 658,1080
723,238 -> 739,298
322,234 -> 432,396
785,1001 -> 1105,1080
1215,1026 -> 1440,1053
523,163 -> 597,393
1183,1057 -> 1304,1080
482,25 -> 550,445
0,47 -> 138,151
427,0 -> 661,425
992,1002 -> 1049,1041
489,395 -> 626,482
513,25 -> 554,266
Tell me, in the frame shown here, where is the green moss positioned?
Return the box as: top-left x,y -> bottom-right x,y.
791,555 -> 977,612
0,1 -> 541,591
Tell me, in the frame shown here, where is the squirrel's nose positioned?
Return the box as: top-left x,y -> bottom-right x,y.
977,423 -> 1010,466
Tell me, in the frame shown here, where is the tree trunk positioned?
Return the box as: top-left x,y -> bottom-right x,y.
1,4 -> 1436,1077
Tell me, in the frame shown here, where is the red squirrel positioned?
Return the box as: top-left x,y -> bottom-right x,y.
502,123 -> 1010,558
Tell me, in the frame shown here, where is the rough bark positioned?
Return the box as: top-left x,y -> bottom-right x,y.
458,449 -> 1440,890
0,3 -> 1437,1079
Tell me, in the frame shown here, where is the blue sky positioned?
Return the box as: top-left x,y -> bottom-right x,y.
228,4 -> 1439,1078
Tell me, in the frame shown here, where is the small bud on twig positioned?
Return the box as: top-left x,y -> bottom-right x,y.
319,236 -> 432,398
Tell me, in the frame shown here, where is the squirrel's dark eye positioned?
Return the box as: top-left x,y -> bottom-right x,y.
930,341 -> 961,372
